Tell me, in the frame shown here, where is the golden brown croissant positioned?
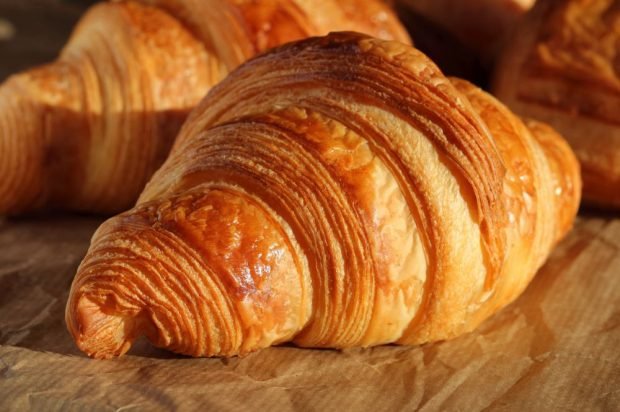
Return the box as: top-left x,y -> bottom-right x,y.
66,32 -> 581,359
396,0 -> 536,59
0,0 -> 409,215
493,0 -> 620,209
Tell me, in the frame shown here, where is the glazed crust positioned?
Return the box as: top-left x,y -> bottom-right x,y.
493,0 -> 620,209
66,33 -> 581,359
0,0 -> 409,215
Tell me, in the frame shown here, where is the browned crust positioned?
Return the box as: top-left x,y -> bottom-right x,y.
67,33 -> 581,358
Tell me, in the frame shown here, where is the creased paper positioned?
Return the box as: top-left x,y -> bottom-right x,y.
0,215 -> 619,411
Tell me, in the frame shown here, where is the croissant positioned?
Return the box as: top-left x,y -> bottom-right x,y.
0,0 -> 409,215
66,32 -> 581,359
493,0 -> 620,209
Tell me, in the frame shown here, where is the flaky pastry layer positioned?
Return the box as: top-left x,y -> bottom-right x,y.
67,33 -> 581,358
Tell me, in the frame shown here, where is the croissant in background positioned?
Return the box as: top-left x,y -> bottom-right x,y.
65,32 -> 581,359
0,0 -> 409,215
493,0 -> 620,209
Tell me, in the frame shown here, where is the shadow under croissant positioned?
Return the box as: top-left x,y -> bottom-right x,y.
0,98 -> 192,215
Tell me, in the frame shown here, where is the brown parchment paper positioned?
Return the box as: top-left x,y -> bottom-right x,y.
0,214 -> 619,411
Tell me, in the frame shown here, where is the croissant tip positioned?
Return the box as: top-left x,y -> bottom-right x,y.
69,295 -> 135,359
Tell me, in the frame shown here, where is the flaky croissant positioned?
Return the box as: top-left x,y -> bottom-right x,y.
0,0 -> 409,215
66,32 -> 581,359
493,0 -> 620,209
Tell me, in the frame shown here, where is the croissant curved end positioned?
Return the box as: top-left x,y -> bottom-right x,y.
67,187 -> 311,358
67,295 -> 137,359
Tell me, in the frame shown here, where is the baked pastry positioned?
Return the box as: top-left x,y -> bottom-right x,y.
397,0 -> 536,59
66,32 -> 581,359
493,0 -> 619,209
0,0 -> 409,215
